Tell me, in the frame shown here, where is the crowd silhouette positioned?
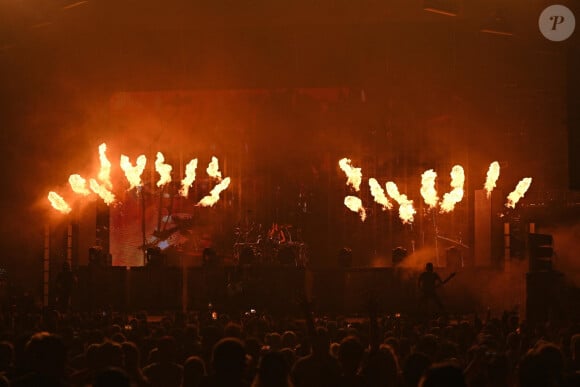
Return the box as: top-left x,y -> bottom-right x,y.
0,287 -> 578,386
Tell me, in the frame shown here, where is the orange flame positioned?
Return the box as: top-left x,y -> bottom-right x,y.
68,174 -> 91,196
155,152 -> 172,187
420,169 -> 439,209
97,143 -> 112,189
179,158 -> 198,197
385,182 -> 415,224
197,177 -> 231,207
48,191 -> 72,214
89,178 -> 116,205
484,161 -> 500,198
368,178 -> 392,210
120,154 -> 147,190
344,195 -> 366,221
206,156 -> 223,181
339,158 -> 362,191
506,177 -> 532,208
440,165 -> 465,213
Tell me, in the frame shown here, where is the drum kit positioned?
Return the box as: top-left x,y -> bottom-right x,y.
233,222 -> 307,267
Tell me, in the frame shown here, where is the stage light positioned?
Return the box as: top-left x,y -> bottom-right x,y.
423,0 -> 459,17
528,233 -> 553,272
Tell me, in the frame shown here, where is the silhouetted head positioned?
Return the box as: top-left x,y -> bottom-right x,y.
94,367 -> 130,387
211,337 -> 246,379
257,351 -> 291,387
419,362 -> 466,387
426,262 -> 434,272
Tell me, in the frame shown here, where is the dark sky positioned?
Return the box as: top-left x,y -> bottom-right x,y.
0,1 -> 577,285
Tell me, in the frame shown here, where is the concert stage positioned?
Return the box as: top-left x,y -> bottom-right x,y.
66,263 -> 544,317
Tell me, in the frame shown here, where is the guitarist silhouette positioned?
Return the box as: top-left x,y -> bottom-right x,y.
418,262 -> 456,317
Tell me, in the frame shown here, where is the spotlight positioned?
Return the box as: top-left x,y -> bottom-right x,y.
146,247 -> 164,266
423,0 -> 459,17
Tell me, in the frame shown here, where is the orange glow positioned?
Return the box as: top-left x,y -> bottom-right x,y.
68,174 -> 91,196
420,169 -> 439,209
48,191 -> 72,214
484,161 -> 500,198
440,165 -> 465,213
368,178 -> 392,210
120,154 -> 147,190
506,177 -> 532,208
98,143 -> 113,189
339,158 -> 362,192
197,176 -> 231,207
206,156 -> 223,181
385,182 -> 415,224
344,195 -> 366,221
89,178 -> 116,205
155,152 -> 172,187
179,158 -> 198,197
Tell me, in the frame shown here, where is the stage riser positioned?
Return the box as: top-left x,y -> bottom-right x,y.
65,266 -> 579,317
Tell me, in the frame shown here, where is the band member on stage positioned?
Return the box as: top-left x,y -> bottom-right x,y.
418,262 -> 455,317
268,223 -> 286,244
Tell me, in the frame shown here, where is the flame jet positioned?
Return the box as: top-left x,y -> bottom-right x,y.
368,178 -> 392,210
120,154 -> 147,190
385,182 -> 415,224
155,152 -> 172,187
339,158 -> 362,191
89,178 -> 116,205
506,177 -> 532,208
98,143 -> 112,189
206,156 -> 223,181
48,192 -> 72,214
484,161 -> 500,198
69,174 -> 91,196
440,165 -> 465,213
344,195 -> 366,221
179,158 -> 198,197
420,169 -> 439,209
197,177 -> 231,207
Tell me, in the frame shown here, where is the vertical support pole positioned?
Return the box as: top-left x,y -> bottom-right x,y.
504,222 -> 510,272
67,224 -> 73,267
43,224 -> 50,308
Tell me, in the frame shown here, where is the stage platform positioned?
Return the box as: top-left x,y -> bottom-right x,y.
64,264 -> 551,316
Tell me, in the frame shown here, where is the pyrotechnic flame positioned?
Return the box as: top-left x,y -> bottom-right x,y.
440,165 -> 465,213
385,182 -> 416,224
484,161 -> 500,198
179,158 -> 198,197
344,195 -> 366,221
155,152 -> 172,187
505,177 -> 532,208
120,154 -> 147,190
48,191 -> 72,214
68,174 -> 91,196
89,178 -> 116,205
97,143 -> 112,189
197,177 -> 231,207
420,169 -> 439,209
368,178 -> 392,210
339,158 -> 362,191
206,156 -> 222,181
